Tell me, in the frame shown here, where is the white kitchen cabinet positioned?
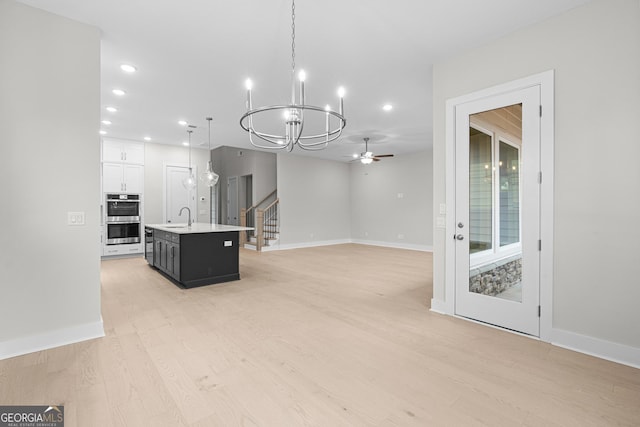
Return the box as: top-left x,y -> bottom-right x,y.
103,242 -> 143,256
103,162 -> 143,193
102,139 -> 144,164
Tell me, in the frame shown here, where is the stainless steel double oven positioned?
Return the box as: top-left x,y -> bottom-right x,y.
105,194 -> 141,245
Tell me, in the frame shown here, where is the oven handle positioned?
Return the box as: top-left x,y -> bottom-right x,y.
106,218 -> 141,224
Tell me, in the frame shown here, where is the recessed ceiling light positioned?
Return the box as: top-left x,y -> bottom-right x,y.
383,104 -> 393,111
178,120 -> 188,126
143,136 -> 151,141
106,106 -> 117,113
120,64 -> 137,73
182,141 -> 189,146
99,130 -> 107,135
101,120 -> 112,125
112,89 -> 126,96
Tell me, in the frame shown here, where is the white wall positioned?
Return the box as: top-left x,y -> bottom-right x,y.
432,0 -> 640,349
0,0 -> 103,358
144,143 -> 211,224
277,155 -> 351,247
350,151 -> 433,251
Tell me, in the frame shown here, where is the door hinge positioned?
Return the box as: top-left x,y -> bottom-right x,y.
538,305 -> 541,317
539,105 -> 542,117
538,171 -> 542,184
538,240 -> 542,251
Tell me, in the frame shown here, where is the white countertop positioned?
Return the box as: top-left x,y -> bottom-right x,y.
146,223 -> 254,234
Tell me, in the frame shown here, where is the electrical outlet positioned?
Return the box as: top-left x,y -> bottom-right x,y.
436,217 -> 446,228
397,233 -> 405,240
397,192 -> 404,199
439,203 -> 446,215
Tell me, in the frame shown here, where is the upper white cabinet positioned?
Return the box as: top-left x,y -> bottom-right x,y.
102,139 -> 144,164
102,138 -> 145,194
103,163 -> 143,193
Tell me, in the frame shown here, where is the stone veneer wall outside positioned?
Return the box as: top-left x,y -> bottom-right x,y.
469,255 -> 522,296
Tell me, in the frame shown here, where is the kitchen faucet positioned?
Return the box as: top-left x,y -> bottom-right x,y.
179,206 -> 192,227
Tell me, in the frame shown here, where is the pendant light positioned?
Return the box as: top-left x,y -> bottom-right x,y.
201,117 -> 219,187
182,127 -> 197,190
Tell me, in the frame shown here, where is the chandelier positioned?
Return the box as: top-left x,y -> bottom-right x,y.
240,0 -> 346,152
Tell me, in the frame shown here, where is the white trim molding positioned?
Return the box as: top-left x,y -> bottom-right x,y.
430,298 -> 448,315
444,70 -> 555,339
351,239 -> 433,252
276,239 -> 352,251
275,239 -> 433,252
552,328 -> 640,370
0,319 -> 105,361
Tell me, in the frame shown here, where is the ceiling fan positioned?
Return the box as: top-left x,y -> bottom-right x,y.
354,137 -> 394,164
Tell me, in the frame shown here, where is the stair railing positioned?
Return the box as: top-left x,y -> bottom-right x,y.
257,198 -> 279,251
241,190 -> 277,249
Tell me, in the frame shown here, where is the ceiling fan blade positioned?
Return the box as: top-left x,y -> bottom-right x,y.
373,158 -> 381,162
373,154 -> 394,158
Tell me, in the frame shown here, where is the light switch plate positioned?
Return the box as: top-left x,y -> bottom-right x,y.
439,203 -> 446,215
68,211 -> 85,225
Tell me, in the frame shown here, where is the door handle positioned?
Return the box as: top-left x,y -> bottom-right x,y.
455,234 -> 464,241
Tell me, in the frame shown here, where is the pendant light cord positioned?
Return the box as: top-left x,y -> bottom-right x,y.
187,130 -> 193,171
207,117 -> 212,151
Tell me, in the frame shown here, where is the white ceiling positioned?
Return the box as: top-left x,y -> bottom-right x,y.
19,0 -> 590,162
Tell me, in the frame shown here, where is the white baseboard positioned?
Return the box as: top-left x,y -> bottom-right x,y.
275,239 -> 433,252
551,328 -> 640,370
429,298 -> 448,314
351,239 -> 433,252
275,239 -> 352,251
0,319 -> 105,361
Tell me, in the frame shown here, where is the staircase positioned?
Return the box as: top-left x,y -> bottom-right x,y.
240,192 -> 279,251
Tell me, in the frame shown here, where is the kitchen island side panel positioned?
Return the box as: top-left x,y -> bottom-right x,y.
180,231 -> 240,288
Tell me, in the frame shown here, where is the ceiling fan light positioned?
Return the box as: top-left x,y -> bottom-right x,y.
361,157 -> 373,165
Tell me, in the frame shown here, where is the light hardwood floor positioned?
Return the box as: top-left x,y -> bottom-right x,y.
1,244 -> 639,426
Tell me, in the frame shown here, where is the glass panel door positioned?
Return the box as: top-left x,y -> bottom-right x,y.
455,86 -> 540,336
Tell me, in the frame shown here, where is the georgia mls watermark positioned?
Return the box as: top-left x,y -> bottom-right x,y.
0,406 -> 64,427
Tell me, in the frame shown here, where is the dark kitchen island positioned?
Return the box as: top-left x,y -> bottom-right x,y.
145,223 -> 253,289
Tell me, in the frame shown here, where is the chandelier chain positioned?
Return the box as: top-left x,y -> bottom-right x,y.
291,0 -> 296,73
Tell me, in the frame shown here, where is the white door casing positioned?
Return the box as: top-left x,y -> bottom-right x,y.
227,176 -> 239,225
443,70 -> 555,342
164,164 -> 196,224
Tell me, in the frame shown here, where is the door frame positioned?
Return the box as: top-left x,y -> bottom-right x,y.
444,70 -> 555,342
227,175 -> 239,225
162,162 -> 197,224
